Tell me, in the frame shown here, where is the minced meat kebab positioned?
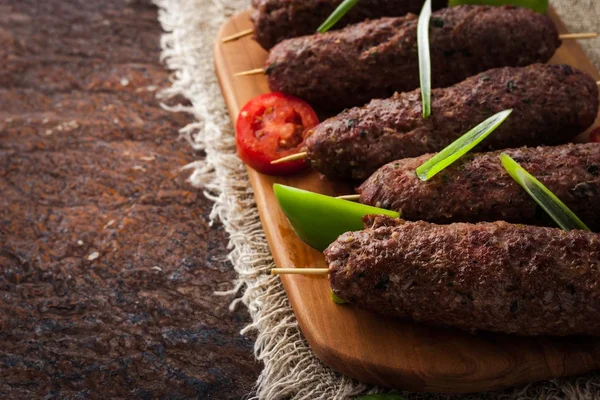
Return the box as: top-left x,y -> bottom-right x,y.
305,64 -> 599,180
266,5 -> 560,110
358,143 -> 600,231
251,0 -> 447,50
326,215 -> 600,336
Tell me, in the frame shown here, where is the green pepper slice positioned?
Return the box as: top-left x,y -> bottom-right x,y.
448,0 -> 548,13
330,289 -> 347,304
273,184 -> 400,251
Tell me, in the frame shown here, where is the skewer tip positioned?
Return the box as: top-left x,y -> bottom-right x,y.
234,68 -> 266,77
336,194 -> 361,201
271,152 -> 308,164
559,32 -> 598,40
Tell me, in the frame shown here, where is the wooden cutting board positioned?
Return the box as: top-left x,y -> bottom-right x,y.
214,9 -> 600,393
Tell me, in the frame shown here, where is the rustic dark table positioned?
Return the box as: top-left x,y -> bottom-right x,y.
0,0 -> 260,398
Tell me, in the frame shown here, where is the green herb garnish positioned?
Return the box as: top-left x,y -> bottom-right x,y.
416,109 -> 512,181
317,0 -> 360,33
500,154 -> 590,231
330,290 -> 347,304
417,0 -> 433,118
448,0 -> 548,14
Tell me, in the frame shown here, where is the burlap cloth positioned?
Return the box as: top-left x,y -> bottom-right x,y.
154,1 -> 600,398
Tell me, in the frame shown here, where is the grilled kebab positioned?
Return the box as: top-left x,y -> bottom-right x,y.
358,143 -> 600,231
251,0 -> 447,50
305,64 -> 599,180
266,5 -> 560,110
326,215 -> 600,336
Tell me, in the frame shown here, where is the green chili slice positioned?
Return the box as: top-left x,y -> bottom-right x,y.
448,0 -> 548,14
330,290 -> 347,304
418,0 -> 432,119
500,154 -> 590,231
273,184 -> 400,251
317,0 -> 360,33
416,109 -> 512,181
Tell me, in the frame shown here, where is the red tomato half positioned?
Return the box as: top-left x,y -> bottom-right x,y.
591,127 -> 600,143
236,92 -> 319,175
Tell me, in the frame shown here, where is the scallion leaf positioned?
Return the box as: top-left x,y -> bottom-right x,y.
416,109 -> 512,181
417,0 -> 432,118
317,0 -> 360,33
500,154 -> 590,231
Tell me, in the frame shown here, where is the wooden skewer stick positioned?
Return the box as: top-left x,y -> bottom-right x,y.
271,268 -> 329,275
559,32 -> 598,40
337,194 -> 361,201
271,152 -> 308,164
234,68 -> 266,77
232,32 -> 598,76
222,28 -> 254,43
236,63 -> 598,78
222,30 -> 596,44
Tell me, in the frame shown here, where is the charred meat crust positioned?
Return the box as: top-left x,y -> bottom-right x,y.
358,143 -> 600,231
266,6 -> 560,111
326,215 -> 600,336
251,0 -> 446,50
306,64 -> 598,180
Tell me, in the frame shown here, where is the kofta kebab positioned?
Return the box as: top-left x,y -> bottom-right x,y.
357,142 -> 600,230
227,2 -> 600,336
275,215 -> 600,336
285,64 -> 599,180
225,0 -> 596,50
243,0 -> 448,49
236,5 -> 597,110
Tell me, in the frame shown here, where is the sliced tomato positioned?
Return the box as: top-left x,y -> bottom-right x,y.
590,127 -> 600,143
236,92 -> 319,175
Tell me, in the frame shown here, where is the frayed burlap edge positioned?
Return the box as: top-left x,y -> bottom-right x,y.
153,0 -> 600,398
153,1 -> 369,398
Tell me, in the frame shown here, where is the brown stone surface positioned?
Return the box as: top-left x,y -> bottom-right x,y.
0,0 -> 260,398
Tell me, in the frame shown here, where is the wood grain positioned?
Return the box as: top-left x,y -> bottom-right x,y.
214,9 -> 600,393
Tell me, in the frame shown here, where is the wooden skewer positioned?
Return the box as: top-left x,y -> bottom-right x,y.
271,268 -> 329,275
222,28 -> 254,43
223,30 -> 596,45
271,152 -> 308,164
336,194 -> 361,201
237,65 -> 598,79
232,32 -> 598,76
559,32 -> 598,40
256,77 -> 597,166
234,68 -> 266,77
